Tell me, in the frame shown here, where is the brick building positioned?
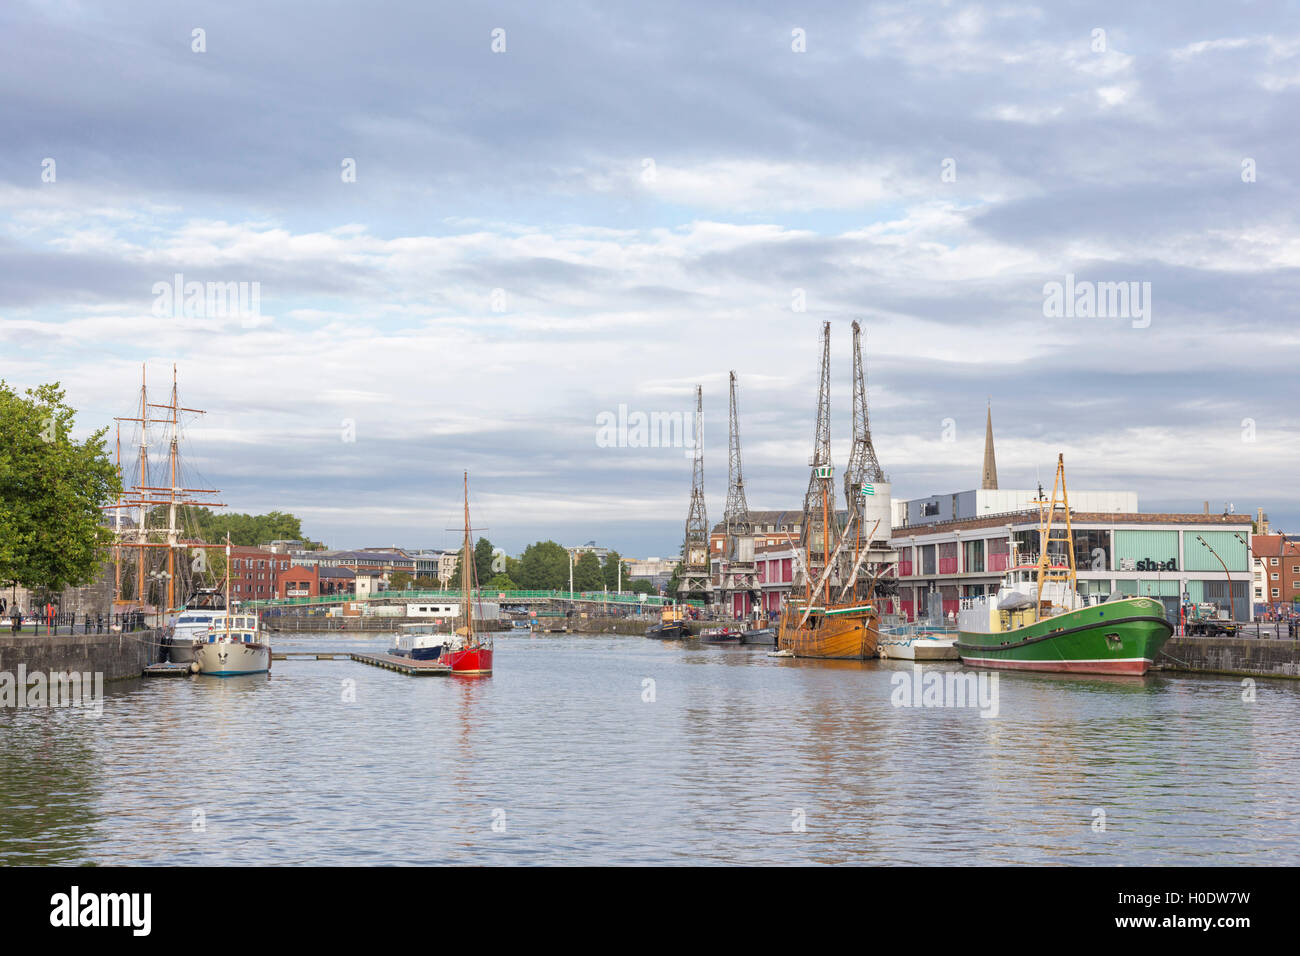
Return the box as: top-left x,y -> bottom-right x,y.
1252,534 -> 1300,618
229,547 -> 292,604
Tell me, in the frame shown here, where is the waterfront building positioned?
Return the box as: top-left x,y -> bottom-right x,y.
229,547 -> 292,603
891,510 -> 1253,623
1252,534 -> 1300,618
567,541 -> 613,563
626,556 -> 677,592
893,488 -> 1138,527
288,548 -> 415,581
403,549 -> 451,580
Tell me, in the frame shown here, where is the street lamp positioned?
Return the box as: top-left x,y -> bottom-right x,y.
1196,535 -> 1236,624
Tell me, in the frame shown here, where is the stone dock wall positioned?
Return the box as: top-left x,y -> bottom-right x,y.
1156,636 -> 1300,680
0,630 -> 164,683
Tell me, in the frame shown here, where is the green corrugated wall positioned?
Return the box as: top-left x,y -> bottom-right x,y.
1113,530 -> 1178,568
1182,530 -> 1249,572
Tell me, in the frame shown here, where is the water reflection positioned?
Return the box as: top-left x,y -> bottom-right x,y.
1,633 -> 1298,864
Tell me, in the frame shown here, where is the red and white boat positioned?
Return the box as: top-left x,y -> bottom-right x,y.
446,471 -> 494,676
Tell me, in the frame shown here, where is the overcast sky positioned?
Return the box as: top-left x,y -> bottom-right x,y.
2,1 -> 1298,556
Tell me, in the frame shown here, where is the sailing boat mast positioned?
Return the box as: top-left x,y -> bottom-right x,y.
167,365 -> 179,611
108,364 -> 225,610
462,471 -> 473,638
114,421 -> 122,602
224,532 -> 232,638
136,365 -> 148,605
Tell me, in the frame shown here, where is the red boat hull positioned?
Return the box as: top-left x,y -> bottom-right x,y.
446,646 -> 493,675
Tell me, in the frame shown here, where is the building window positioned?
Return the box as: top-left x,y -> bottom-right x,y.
1271,573 -> 1279,580
1272,588 -> 1280,598
1271,558 -> 1279,565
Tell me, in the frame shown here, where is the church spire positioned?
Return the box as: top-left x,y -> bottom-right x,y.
981,401 -> 998,490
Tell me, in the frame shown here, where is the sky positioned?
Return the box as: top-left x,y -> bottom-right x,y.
2,0 -> 1298,557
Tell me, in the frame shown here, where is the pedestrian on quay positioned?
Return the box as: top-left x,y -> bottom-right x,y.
10,607 -> 22,633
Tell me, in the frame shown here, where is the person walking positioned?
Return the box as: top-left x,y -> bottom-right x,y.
10,606 -> 22,633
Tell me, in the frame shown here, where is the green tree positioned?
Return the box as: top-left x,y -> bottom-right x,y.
602,550 -> 630,591
0,382 -> 122,592
450,537 -> 496,587
413,575 -> 440,590
169,505 -> 322,548
629,579 -> 657,595
474,537 -> 495,585
665,557 -> 683,599
483,573 -> 517,590
573,552 -> 603,590
389,571 -> 413,590
516,541 -> 570,589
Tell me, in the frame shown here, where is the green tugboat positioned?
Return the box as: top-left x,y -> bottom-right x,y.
956,455 -> 1174,675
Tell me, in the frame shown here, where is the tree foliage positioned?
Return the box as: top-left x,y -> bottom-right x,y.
0,382 -> 122,591
172,506 -> 320,548
601,550 -> 630,590
515,540 -> 570,589
573,552 -> 603,590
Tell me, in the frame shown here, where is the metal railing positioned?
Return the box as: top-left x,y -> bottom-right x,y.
247,589 -> 704,610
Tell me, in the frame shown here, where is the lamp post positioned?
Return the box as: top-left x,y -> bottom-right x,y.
1196,535 -> 1236,624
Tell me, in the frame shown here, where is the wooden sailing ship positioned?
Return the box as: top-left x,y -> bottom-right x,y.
777,323 -> 881,660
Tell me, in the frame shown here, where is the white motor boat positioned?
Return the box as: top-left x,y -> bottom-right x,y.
878,624 -> 959,661
167,589 -> 228,664
193,611 -> 270,676
391,623 -> 453,661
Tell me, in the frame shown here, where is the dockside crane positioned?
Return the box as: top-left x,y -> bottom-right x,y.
841,320 -> 896,603
797,322 -> 837,599
677,385 -> 713,603
721,371 -> 759,616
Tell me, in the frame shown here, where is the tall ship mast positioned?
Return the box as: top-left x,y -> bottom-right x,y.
107,364 -> 225,617
777,322 -> 881,660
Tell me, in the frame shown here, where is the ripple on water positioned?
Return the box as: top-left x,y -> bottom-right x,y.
2,633 -> 1299,864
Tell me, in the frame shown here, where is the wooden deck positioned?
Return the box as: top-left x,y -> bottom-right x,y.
349,652 -> 452,676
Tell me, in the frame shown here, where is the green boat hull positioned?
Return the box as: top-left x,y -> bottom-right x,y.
957,597 -> 1174,675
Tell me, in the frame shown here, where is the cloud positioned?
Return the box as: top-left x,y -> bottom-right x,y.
2,0 -> 1299,551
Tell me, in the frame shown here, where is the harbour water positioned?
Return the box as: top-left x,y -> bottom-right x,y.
2,632 -> 1299,866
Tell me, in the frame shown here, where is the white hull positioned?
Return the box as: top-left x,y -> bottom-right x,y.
879,637 -> 959,661
195,640 -> 270,675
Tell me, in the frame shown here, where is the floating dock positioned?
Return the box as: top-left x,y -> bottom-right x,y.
143,662 -> 194,677
349,652 -> 452,676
